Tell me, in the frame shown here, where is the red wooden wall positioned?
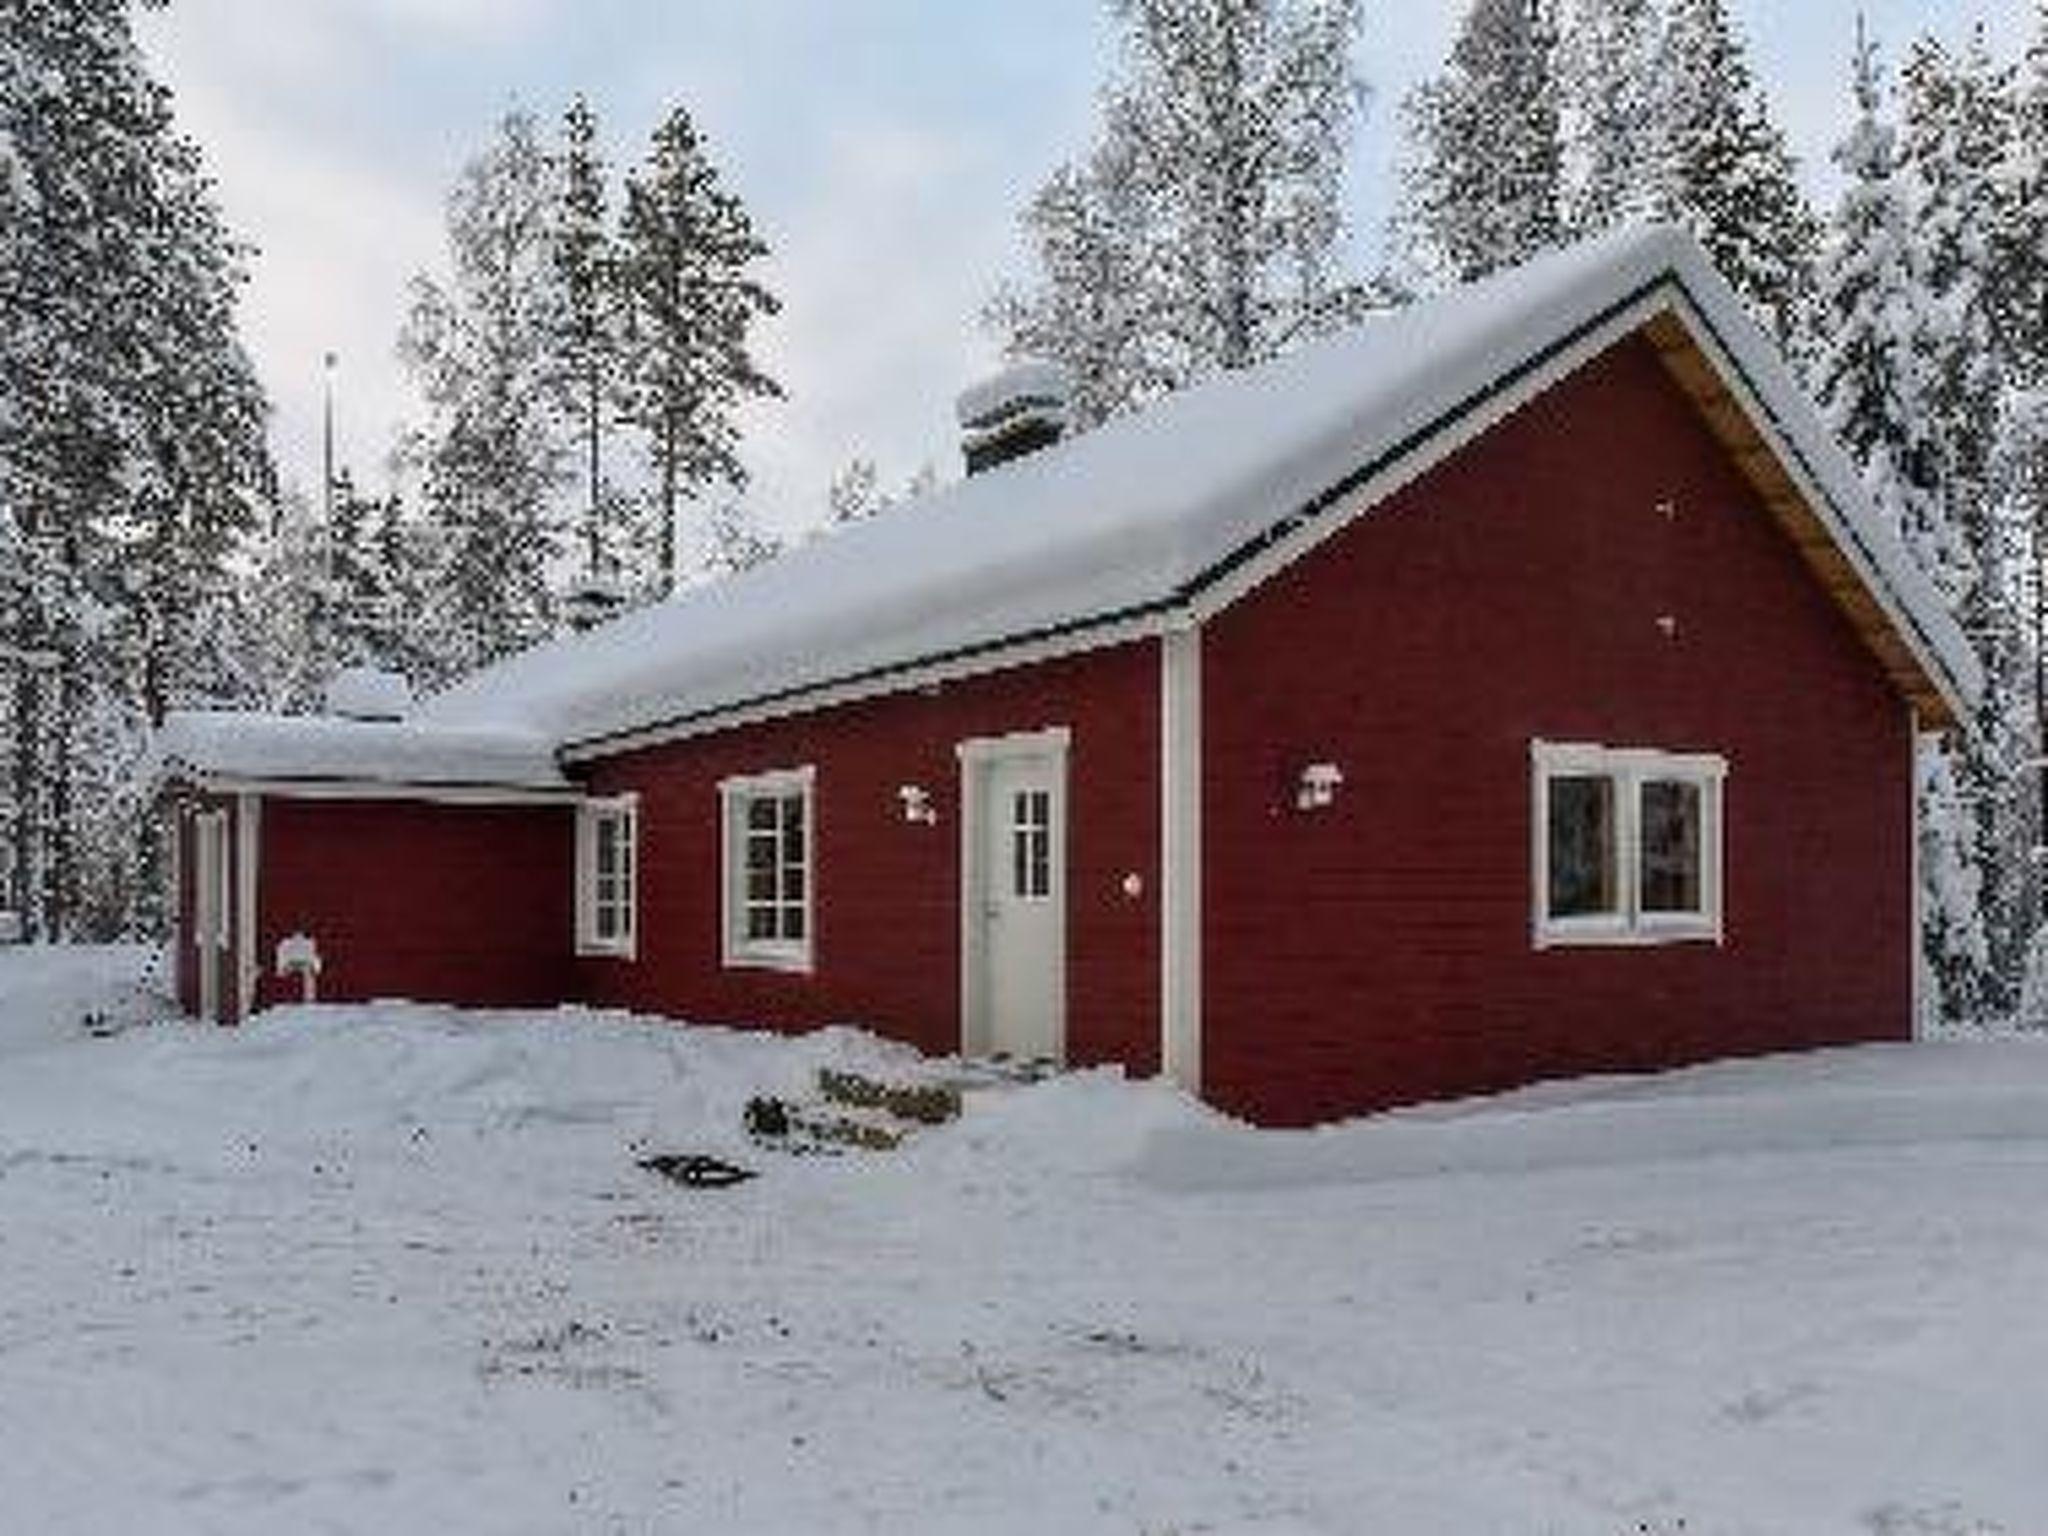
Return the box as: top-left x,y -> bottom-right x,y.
1199,333 -> 1915,1125
577,642 -> 1161,1072
178,329 -> 1924,1131
252,798 -> 575,1011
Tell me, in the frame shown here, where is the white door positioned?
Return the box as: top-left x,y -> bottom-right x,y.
976,751 -> 1065,1062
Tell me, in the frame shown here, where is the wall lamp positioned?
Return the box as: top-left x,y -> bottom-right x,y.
1296,762 -> 1344,811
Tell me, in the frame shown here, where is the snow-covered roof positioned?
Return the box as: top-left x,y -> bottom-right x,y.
156,710 -> 570,794
159,224 -> 1974,793
418,222 -> 1974,757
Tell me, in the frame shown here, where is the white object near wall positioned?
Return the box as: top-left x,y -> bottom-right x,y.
897,784 -> 938,825
275,931 -> 322,1003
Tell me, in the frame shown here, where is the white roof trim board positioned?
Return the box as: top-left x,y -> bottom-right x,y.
160,224 -> 1976,792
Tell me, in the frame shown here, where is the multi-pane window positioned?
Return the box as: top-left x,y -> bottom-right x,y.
1532,742 -> 1725,947
721,767 -> 815,970
576,796 -> 637,958
1011,789 -> 1052,900
743,791 -> 808,943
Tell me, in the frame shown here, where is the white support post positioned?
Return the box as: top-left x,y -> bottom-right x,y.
235,794 -> 261,1023
1909,708 -> 1926,1038
1160,625 -> 1203,1093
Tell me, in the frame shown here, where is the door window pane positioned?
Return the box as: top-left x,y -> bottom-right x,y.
1011,789 -> 1051,900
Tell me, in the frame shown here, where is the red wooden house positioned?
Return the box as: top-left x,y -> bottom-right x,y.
159,227 -> 1975,1127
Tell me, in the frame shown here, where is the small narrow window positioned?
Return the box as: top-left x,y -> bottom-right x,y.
721,767 -> 815,971
576,795 -> 638,958
1532,742 -> 1725,947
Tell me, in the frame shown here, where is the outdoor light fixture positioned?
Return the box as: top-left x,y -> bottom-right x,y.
1296,762 -> 1344,811
897,784 -> 937,825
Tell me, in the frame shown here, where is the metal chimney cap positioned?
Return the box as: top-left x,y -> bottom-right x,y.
956,360 -> 1072,430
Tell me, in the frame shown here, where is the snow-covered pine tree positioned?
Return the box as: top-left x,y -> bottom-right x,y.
1898,29 -> 2023,1021
701,500 -> 781,577
824,456 -> 938,526
1400,0 -> 1565,284
401,109 -> 573,674
1,0 -> 271,937
1918,737 -> 1992,1027
993,0 -> 1370,429
987,134 -> 1163,430
552,94 -> 632,590
827,458 -> 885,525
2002,10 -> 2048,899
615,106 -> 781,595
1809,21 -> 1989,1026
1811,20 -> 1961,598
1559,0 -> 1662,234
1999,5 -> 2048,378
1993,372 -> 2048,1027
1650,0 -> 1819,348
0,506 -> 69,936
1900,32 -> 2013,548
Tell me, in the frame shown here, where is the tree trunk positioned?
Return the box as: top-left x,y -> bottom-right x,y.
586,368 -> 603,578
7,669 -> 39,940
659,407 -> 678,596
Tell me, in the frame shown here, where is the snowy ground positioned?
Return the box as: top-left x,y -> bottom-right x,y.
3,949 -> 2045,1534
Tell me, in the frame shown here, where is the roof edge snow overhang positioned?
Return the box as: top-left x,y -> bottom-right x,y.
561,268 -> 1970,764
161,770 -> 585,807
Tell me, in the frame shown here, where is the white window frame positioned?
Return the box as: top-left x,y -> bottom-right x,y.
719,765 -> 816,973
575,793 -> 639,960
1531,740 -> 1727,949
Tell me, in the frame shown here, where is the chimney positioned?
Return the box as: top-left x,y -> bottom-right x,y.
563,569 -> 627,633
323,665 -> 413,722
956,361 -> 1071,475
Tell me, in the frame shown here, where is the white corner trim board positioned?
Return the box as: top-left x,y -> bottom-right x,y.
1159,626 -> 1203,1094
235,793 -> 260,1021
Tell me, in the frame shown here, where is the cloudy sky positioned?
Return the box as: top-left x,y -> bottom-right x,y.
135,1 -> 2027,542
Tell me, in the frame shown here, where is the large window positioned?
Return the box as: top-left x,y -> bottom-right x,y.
575,795 -> 638,958
1532,741 -> 1725,948
720,766 -> 815,971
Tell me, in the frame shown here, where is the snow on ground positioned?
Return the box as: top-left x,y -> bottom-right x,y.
4,948 -> 2046,1534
